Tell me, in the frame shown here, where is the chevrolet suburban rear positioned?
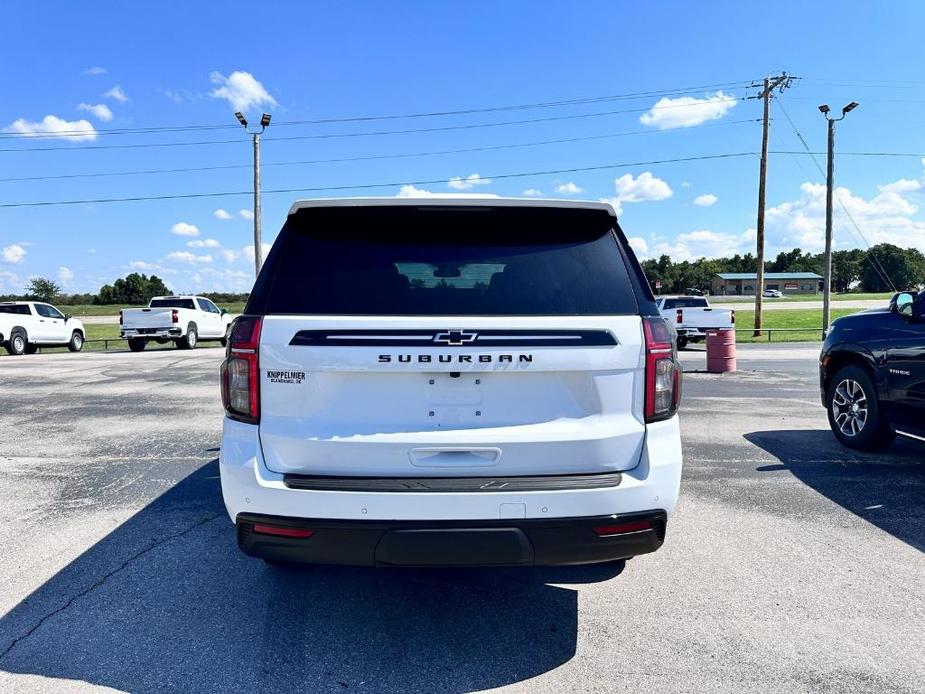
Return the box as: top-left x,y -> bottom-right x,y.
219,198 -> 682,567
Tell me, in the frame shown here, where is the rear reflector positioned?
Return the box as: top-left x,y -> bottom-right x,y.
252,524 -> 314,539
593,520 -> 652,536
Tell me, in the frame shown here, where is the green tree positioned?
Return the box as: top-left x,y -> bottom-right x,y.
859,244 -> 925,292
94,273 -> 171,304
831,249 -> 864,293
27,277 -> 62,302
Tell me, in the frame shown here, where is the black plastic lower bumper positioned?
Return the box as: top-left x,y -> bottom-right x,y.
236,511 -> 667,567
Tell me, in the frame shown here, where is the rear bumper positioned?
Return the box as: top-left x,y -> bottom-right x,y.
121,327 -> 182,339
236,510 -> 667,566
220,416 -> 682,527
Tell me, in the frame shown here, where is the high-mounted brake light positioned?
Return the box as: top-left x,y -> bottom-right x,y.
221,315 -> 263,423
643,316 -> 681,423
676,308 -> 683,324
171,309 -> 179,324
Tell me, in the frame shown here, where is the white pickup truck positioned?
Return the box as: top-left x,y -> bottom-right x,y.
0,301 -> 85,355
120,296 -> 233,352
655,295 -> 734,349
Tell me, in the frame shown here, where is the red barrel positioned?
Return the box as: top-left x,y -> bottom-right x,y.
706,329 -> 736,373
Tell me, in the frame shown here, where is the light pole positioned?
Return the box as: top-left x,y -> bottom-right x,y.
235,111 -> 272,276
818,101 -> 858,331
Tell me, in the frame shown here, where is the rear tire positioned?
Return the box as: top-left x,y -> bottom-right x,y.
128,338 -> 146,352
178,324 -> 198,350
6,330 -> 27,356
68,331 -> 84,352
826,365 -> 893,451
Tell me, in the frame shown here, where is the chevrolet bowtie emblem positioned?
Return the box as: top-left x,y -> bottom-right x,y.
433,330 -> 478,346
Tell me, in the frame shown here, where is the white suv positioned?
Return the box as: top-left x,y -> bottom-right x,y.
219,198 -> 682,567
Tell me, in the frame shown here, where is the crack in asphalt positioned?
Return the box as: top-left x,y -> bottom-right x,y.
0,512 -> 222,662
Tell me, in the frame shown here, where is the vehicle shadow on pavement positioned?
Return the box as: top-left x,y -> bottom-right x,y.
0,461 -> 620,693
745,430 -> 925,552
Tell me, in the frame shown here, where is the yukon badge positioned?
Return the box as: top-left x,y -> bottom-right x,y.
433,330 -> 478,346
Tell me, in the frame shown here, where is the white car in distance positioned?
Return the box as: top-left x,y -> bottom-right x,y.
120,296 -> 233,352
0,301 -> 86,355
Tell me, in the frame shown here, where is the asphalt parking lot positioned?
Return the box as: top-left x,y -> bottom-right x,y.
0,345 -> 922,694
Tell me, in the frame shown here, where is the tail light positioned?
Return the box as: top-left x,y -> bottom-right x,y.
643,316 -> 681,423
221,315 -> 263,423
675,308 -> 683,324
171,309 -> 179,324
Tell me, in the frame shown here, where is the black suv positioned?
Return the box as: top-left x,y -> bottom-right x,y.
820,291 -> 925,450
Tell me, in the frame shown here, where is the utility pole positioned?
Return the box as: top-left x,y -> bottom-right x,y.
235,111 -> 272,276
749,73 -> 795,337
819,101 -> 859,330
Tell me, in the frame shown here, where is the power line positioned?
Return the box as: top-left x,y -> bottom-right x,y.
0,119 -> 761,183
0,152 -> 756,209
0,97 -> 747,153
773,98 -> 897,292
770,150 -> 925,157
0,80 -> 755,139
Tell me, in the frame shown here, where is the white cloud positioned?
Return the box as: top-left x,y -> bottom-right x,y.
693,193 -> 718,207
57,266 -> 74,286
243,243 -> 273,263
651,229 -> 755,262
766,180 -> 925,254
613,172 -> 673,203
555,181 -> 584,195
639,91 -> 737,130
77,103 -> 114,122
447,173 -> 491,190
0,270 -> 22,292
221,249 -> 241,262
170,222 -> 200,237
213,208 -> 233,220
239,208 -> 254,220
187,238 -> 220,248
87,248 -> 97,254
2,244 -> 27,265
82,66 -> 107,75
628,237 -> 649,257
166,251 -> 213,264
127,260 -> 178,275
209,71 -> 277,112
681,181 -> 691,188
104,85 -> 128,103
4,115 -> 97,141
879,179 -> 922,194
396,185 -> 436,197
522,188 -> 543,197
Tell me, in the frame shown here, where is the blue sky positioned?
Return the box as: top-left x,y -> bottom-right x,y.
2,1 -> 924,294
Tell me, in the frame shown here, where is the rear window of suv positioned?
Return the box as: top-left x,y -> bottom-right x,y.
250,205 -> 640,316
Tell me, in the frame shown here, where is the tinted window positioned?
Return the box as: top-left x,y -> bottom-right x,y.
0,304 -> 30,315
252,206 -> 639,316
663,298 -> 707,309
37,304 -> 65,319
199,299 -> 219,313
150,298 -> 196,310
